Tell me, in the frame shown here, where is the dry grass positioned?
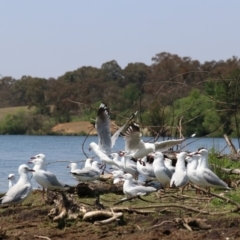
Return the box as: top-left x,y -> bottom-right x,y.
51,121 -> 97,135
0,106 -> 32,120
51,121 -> 118,135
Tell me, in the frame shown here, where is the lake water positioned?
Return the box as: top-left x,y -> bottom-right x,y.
0,135 -> 239,193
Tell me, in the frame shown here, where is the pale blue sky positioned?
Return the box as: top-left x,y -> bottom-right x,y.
1,1 -> 240,79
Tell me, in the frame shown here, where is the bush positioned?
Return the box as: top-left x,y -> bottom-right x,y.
0,110 -> 56,135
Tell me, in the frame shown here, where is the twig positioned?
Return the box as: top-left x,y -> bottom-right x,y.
192,185 -> 240,207
194,197 -> 214,218
114,195 -> 155,206
135,224 -> 142,230
114,203 -> 209,214
149,220 -> 173,229
34,236 -> 51,240
112,207 -> 156,214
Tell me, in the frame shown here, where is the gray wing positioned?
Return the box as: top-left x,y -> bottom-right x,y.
111,123 -> 126,148
155,138 -> 185,152
96,103 -> 112,154
130,186 -> 156,196
203,169 -> 228,188
44,172 -> 65,187
1,184 -> 31,204
72,168 -> 100,178
112,111 -> 138,148
122,122 -> 142,152
165,167 -> 173,179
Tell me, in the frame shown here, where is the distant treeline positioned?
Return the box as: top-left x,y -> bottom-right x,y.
1,52 -> 240,137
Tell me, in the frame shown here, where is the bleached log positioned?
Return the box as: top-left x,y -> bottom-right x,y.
83,210 -> 115,221
83,210 -> 123,225
94,212 -> 123,225
224,134 -> 237,154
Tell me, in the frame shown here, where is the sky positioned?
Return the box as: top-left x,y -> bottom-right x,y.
1,1 -> 240,80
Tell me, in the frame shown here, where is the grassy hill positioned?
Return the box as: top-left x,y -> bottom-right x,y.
0,106 -> 32,120
0,106 -> 96,135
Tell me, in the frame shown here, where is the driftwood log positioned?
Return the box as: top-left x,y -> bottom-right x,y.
224,134 -> 237,155
76,181 -> 123,198
174,217 -> 211,231
83,210 -> 123,225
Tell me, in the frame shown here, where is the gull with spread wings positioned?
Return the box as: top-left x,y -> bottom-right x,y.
122,122 -> 185,159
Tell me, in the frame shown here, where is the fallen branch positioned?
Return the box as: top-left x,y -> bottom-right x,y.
175,217 -> 211,231
114,195 -> 155,206
114,203 -> 209,214
112,206 -> 156,214
149,220 -> 173,229
216,167 -> 240,175
83,210 -> 123,225
34,236 -> 51,240
48,192 -> 81,222
94,212 -> 123,225
192,185 -> 240,214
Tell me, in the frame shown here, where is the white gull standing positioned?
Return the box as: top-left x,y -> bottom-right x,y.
110,152 -> 138,178
70,158 -> 93,170
111,170 -> 125,184
136,155 -> 156,181
69,161 -> 101,182
170,152 -> 189,190
153,152 -> 173,187
8,173 -> 16,189
186,153 -> 201,186
123,173 -> 157,197
195,149 -> 230,190
0,164 -> 34,206
164,156 -> 175,174
28,154 -> 69,198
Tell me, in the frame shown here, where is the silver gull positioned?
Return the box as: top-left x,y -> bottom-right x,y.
28,154 -> 69,193
70,161 -> 101,182
122,122 -> 185,159
0,164 -> 34,206
8,173 -> 16,189
152,151 -> 173,187
123,173 -> 157,196
195,149 -> 230,190
170,152 -> 189,189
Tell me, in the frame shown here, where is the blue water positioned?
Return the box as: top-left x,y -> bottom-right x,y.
0,135 -> 239,193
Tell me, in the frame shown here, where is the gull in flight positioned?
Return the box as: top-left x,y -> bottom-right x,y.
0,164 -> 34,206
89,103 -> 138,171
89,142 -> 121,168
122,122 -> 185,159
8,173 -> 16,189
93,102 -> 131,155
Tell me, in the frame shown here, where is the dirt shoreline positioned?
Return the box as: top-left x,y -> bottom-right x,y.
51,121 -> 96,135
1,187 -> 240,240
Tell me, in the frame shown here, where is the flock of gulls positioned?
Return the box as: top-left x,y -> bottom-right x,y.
0,103 -> 231,207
